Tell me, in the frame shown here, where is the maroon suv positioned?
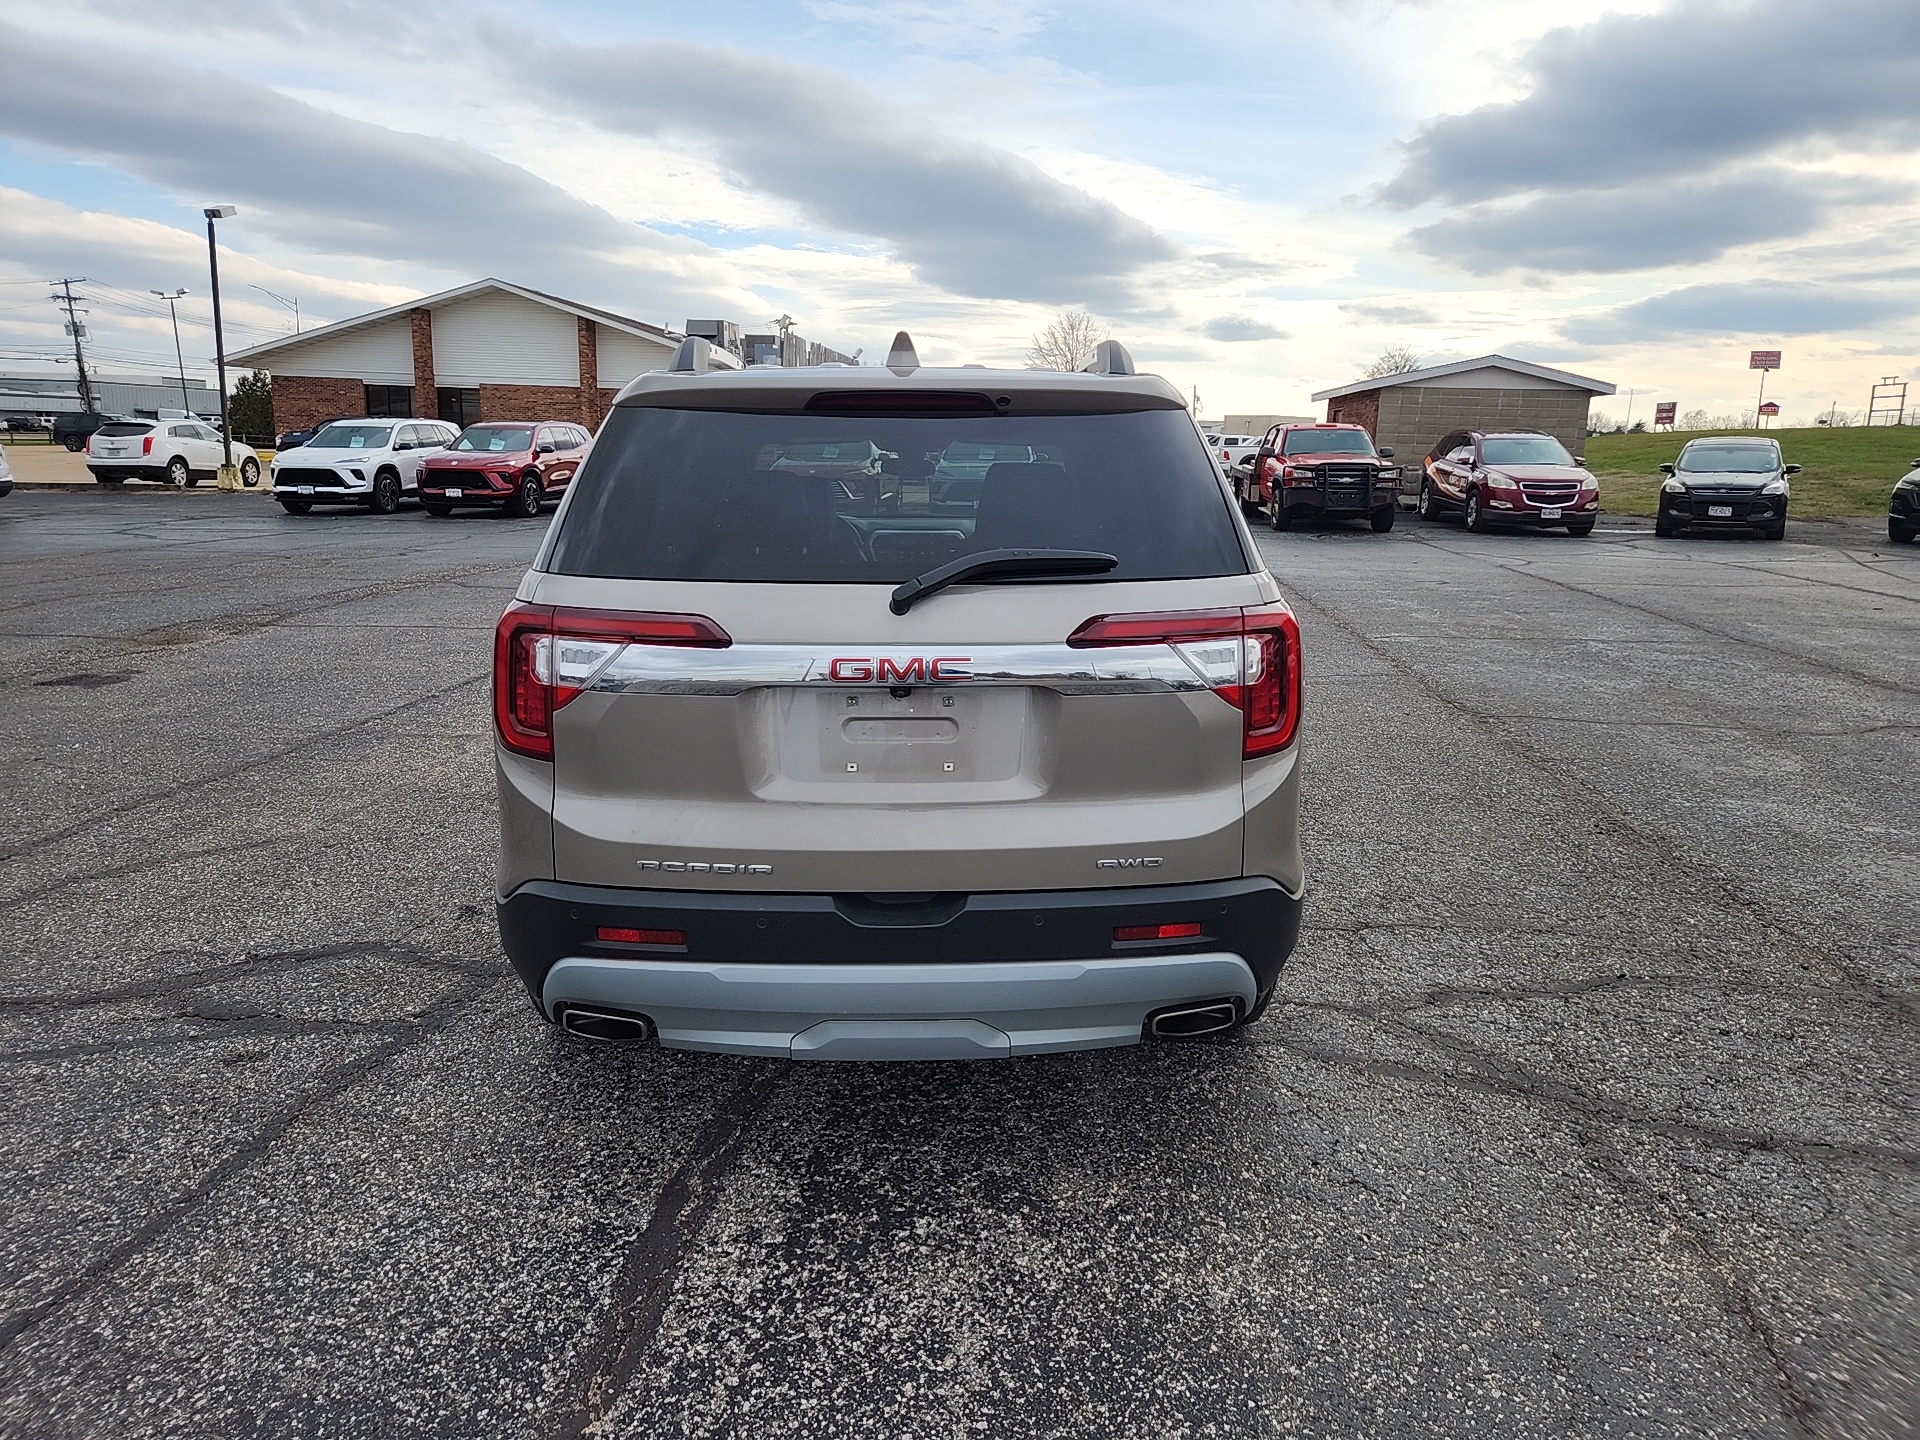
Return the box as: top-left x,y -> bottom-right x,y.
419,421 -> 592,518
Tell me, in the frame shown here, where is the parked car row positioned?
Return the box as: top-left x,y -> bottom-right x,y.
271,416 -> 590,517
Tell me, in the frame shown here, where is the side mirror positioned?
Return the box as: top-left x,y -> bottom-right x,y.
1377,446 -> 1394,458
393,440 -> 412,451
1659,463 -> 1676,476
1783,464 -> 1801,476
1256,447 -> 1275,461
1573,456 -> 1586,467
538,443 -> 556,455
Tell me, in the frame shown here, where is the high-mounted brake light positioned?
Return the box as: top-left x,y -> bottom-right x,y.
493,603 -> 733,760
1068,604 -> 1301,757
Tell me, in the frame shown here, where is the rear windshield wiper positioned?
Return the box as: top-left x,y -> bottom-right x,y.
890,548 -> 1118,615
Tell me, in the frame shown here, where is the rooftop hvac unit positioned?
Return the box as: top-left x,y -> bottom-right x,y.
684,320 -> 741,355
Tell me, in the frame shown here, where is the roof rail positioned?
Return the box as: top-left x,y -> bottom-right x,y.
886,331 -> 919,374
1081,339 -> 1136,376
668,335 -> 717,374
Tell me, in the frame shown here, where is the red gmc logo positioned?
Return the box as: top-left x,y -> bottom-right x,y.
826,656 -> 973,682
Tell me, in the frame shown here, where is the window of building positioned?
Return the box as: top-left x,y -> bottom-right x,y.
437,388 -> 482,428
363,384 -> 414,418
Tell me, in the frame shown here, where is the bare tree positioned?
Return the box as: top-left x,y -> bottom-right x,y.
1026,310 -> 1108,371
1679,408 -> 1710,430
1363,343 -> 1422,379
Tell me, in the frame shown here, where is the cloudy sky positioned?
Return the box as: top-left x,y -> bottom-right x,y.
1,0 -> 1916,423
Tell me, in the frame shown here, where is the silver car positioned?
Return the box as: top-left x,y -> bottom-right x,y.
493,336 -> 1305,1060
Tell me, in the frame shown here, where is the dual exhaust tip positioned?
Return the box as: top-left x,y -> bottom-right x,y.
559,998 -> 1241,1046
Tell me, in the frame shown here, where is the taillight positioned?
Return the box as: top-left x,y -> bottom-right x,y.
492,602 -> 732,760
1068,603 -> 1301,757
142,436 -> 153,456
597,926 -> 685,946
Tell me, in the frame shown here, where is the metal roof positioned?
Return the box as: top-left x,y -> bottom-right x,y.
229,278 -> 682,366
1311,354 -> 1616,402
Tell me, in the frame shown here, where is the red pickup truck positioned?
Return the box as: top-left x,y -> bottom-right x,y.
1237,422 -> 1401,532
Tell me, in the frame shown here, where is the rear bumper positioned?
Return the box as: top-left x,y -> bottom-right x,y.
498,876 -> 1302,1058
87,464 -> 166,482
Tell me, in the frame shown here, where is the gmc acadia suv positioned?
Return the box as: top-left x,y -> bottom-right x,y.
493,335 -> 1305,1061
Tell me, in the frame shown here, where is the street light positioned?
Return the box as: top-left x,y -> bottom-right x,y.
150,288 -> 190,413
203,206 -> 237,480
248,283 -> 299,334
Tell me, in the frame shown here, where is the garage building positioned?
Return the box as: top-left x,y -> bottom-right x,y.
1311,355 -> 1614,462
230,278 -> 848,438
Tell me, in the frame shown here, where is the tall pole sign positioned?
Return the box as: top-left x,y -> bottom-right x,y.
1750,350 -> 1781,430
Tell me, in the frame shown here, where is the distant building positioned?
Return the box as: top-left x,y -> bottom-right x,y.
1311,356 -> 1615,461
0,370 -> 220,421
229,278 -> 856,437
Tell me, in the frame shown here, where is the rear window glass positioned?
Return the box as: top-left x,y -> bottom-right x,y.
546,407 -> 1248,584
1282,429 -> 1375,456
97,422 -> 153,437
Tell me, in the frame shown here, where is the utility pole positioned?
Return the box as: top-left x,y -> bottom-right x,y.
52,278 -> 98,414
152,289 -> 190,412
1621,387 -> 1644,431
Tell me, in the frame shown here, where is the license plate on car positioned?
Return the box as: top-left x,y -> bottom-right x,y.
446,488 -> 462,498
1709,505 -> 1733,517
1540,506 -> 1562,519
295,485 -> 314,495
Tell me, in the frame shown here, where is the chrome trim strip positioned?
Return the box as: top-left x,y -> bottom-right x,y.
587,641 -> 1210,696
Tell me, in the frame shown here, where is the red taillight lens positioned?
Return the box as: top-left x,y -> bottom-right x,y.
1069,604 -> 1300,758
491,603 -> 733,761
142,436 -> 153,456
1114,922 -> 1203,942
597,926 -> 685,946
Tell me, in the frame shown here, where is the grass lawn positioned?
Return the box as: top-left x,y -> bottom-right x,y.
1585,426 -> 1918,518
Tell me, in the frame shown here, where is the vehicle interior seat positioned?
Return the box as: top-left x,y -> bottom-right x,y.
968,462 -> 1092,552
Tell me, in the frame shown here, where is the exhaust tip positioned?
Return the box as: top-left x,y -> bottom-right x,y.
1148,1000 -> 1240,1039
558,1005 -> 654,1043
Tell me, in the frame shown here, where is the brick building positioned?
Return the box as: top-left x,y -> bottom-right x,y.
1310,356 -> 1614,462
230,279 -> 687,438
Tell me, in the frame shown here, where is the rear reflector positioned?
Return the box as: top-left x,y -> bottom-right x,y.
597,926 -> 686,946
1069,604 -> 1301,757
1114,922 -> 1204,942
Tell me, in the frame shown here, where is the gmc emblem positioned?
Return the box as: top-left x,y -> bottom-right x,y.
826,656 -> 973,683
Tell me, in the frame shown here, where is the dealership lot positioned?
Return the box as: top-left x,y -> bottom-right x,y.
0,493 -> 1913,1438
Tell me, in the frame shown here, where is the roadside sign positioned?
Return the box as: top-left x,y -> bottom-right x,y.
1750,351 -> 1781,370
1654,401 -> 1677,426
1758,402 -> 1779,416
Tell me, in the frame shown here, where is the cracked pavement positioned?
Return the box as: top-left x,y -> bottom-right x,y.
0,492 -> 1914,1438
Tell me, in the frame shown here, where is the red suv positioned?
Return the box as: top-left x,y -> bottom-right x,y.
1416,429 -> 1598,536
1244,423 -> 1401,532
418,422 -> 592,518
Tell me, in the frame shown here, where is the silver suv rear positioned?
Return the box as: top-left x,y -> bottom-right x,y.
494,336 -> 1304,1060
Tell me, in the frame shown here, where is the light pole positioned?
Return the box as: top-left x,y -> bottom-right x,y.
204,206 -> 237,481
151,288 -> 190,413
248,283 -> 299,334
1621,387 -> 1644,432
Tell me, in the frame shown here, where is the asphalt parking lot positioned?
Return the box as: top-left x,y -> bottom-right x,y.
0,491 -> 1914,1439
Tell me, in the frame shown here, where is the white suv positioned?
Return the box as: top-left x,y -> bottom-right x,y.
87,419 -> 262,488
270,417 -> 458,515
